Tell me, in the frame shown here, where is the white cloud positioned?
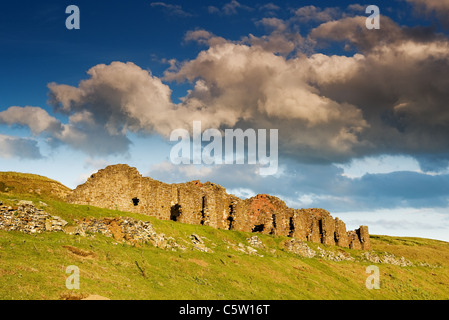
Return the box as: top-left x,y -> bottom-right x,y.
148,161 -> 214,182
164,41 -> 368,162
49,61 -> 177,136
208,0 -> 253,15
84,157 -> 111,170
227,188 -> 257,199
258,3 -> 280,12
335,155 -> 422,179
150,2 -> 193,17
0,106 -> 61,135
3,11 -> 449,168
336,207 -> 449,241
294,5 -> 341,23
0,134 -> 42,159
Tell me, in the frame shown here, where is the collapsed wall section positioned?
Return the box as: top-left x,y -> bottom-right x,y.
232,194 -> 294,236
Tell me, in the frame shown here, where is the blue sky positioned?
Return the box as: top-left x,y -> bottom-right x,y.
1,0 -> 449,241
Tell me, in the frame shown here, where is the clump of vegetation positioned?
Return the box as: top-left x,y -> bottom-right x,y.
0,181 -> 13,193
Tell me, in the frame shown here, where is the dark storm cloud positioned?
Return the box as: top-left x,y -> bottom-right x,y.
405,0 -> 449,27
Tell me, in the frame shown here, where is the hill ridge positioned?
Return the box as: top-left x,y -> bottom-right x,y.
0,171 -> 71,200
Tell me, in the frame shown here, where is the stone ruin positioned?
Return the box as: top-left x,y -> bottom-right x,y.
67,164 -> 371,250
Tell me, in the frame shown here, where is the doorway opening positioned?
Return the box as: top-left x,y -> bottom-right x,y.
170,204 -> 182,221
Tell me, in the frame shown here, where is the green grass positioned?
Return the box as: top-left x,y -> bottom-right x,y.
1,172 -> 449,300
0,171 -> 70,200
2,225 -> 449,300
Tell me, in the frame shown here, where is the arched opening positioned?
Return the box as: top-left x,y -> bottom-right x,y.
132,197 -> 140,206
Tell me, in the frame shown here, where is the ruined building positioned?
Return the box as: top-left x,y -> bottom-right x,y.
67,164 -> 370,250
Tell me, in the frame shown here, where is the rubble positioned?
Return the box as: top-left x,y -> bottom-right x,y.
0,202 -> 67,234
237,243 -> 262,256
223,239 -> 263,256
316,247 -> 354,262
247,236 -> 265,249
74,217 -> 185,250
284,239 -> 355,261
17,200 -> 34,206
0,200 -> 185,250
283,239 -> 316,258
190,233 -> 212,252
361,251 -> 413,267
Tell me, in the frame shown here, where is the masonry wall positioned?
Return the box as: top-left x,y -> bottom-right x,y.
67,164 -> 371,250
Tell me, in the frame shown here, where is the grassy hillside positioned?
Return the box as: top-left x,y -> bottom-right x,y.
0,172 -> 448,300
0,171 -> 71,200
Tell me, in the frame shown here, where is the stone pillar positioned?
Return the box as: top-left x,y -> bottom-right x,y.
321,215 -> 336,246
292,210 -> 311,241
334,218 -> 349,248
358,225 -> 371,250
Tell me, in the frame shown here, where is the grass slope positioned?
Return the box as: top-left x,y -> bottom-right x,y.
0,172 -> 449,300
0,171 -> 71,200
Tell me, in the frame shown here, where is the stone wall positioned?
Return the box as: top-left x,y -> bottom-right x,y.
67,164 -> 371,250
0,202 -> 68,234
